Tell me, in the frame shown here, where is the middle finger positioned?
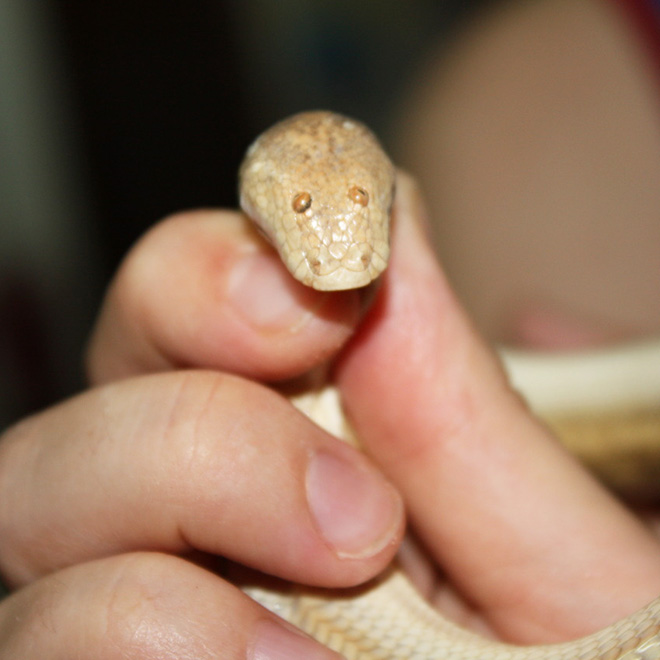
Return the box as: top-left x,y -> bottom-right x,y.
0,370 -> 403,590
85,210 -> 362,385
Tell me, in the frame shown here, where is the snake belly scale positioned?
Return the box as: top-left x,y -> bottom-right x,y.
238,111 -> 660,659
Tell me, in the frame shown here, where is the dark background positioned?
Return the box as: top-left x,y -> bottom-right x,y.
0,0 -> 491,427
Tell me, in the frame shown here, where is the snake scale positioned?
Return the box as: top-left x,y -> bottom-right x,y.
238,110 -> 660,659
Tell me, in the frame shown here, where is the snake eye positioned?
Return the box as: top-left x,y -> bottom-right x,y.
292,192 -> 312,213
348,186 -> 369,206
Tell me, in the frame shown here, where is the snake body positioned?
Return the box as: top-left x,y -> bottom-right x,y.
238,111 -> 660,659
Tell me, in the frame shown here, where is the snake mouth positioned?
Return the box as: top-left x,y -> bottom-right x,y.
300,262 -> 378,291
293,261 -> 380,291
287,239 -> 383,290
296,243 -> 388,291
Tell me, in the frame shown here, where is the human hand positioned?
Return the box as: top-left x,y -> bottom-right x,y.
0,209 -> 405,658
2,172 -> 659,658
335,173 -> 660,644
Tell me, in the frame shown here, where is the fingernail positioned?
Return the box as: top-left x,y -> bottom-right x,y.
250,620 -> 342,660
228,251 -> 315,330
306,450 -> 402,558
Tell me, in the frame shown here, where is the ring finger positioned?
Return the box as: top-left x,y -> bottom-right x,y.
0,552 -> 343,659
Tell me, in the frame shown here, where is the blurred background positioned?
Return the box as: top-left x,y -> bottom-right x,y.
0,0 -> 483,427
1,0 -> 660,430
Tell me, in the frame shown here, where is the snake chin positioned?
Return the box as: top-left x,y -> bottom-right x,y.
297,263 -> 377,291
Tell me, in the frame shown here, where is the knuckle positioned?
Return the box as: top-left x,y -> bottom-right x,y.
102,554 -> 184,639
155,371 -> 233,465
100,553 -> 233,660
151,370 -> 292,511
149,371 -> 271,491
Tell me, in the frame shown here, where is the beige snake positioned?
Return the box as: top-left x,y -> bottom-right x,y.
238,110 -> 660,659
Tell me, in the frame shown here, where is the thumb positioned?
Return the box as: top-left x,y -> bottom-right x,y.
336,173 -> 660,643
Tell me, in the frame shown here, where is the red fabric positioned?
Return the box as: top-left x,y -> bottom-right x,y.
610,0 -> 660,74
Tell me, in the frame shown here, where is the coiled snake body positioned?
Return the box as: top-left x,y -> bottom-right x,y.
238,111 -> 660,659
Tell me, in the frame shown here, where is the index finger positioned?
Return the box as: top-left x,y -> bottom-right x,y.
86,210 -> 363,385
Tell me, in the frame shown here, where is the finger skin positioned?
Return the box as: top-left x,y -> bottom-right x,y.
86,210 -> 362,384
0,553 -> 342,660
337,173 -> 660,643
0,371 -> 403,590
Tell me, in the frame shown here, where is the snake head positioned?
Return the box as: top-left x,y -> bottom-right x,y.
239,111 -> 395,291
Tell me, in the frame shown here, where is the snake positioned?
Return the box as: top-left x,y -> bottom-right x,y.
238,110 -> 660,659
